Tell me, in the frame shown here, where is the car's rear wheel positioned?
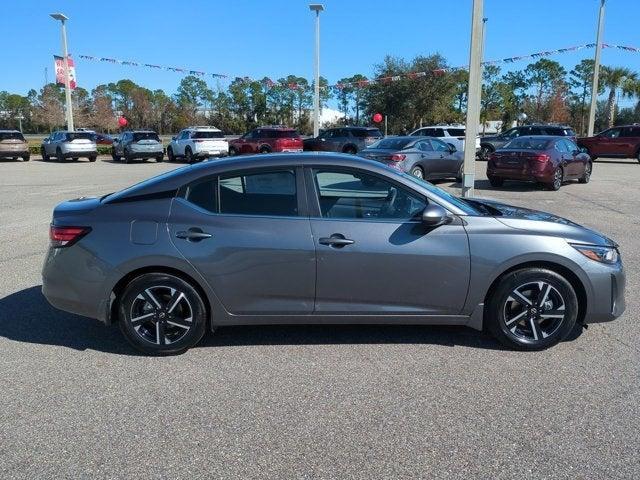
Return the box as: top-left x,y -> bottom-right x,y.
410,165 -> 424,179
167,147 -> 175,162
22,155 -> 30,162
636,149 -> 640,164
123,149 -> 132,164
185,147 -> 194,163
259,146 -> 271,154
486,268 -> 578,350
488,175 -> 504,187
118,273 -> 208,355
156,154 -> 164,162
89,156 -> 96,162
112,148 -> 121,162
547,167 -> 563,191
579,162 -> 592,184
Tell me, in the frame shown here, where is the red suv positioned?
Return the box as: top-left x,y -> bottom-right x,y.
229,126 -> 303,155
577,125 -> 640,163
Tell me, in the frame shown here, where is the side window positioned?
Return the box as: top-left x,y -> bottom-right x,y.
433,128 -> 445,137
563,139 -> 578,152
185,178 -> 217,213
601,128 -> 621,138
313,169 -> 426,221
621,127 -> 640,137
219,170 -> 297,216
430,139 -> 450,152
529,127 -> 544,135
416,141 -> 433,152
554,140 -> 569,153
420,128 -> 435,136
181,131 -> 191,140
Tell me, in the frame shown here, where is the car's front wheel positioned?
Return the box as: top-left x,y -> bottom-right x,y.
486,268 -> 578,350
167,147 -> 175,162
118,273 -> 208,355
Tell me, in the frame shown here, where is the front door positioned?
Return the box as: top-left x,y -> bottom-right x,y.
169,167 -> 316,315
307,167 -> 470,315
428,138 -> 460,177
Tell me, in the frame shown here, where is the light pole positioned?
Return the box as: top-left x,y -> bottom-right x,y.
480,17 -> 488,135
462,0 -> 484,198
587,0 -> 605,137
50,12 -> 74,131
309,4 -> 324,138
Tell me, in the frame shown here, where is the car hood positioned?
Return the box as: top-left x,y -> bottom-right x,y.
474,198 -> 617,247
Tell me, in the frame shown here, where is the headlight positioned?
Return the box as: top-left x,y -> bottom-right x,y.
571,243 -> 619,264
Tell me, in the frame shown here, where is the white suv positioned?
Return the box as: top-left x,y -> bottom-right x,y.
167,126 -> 228,163
410,124 -> 480,152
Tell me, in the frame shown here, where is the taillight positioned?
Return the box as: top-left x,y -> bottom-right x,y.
49,225 -> 91,248
532,154 -> 550,162
389,154 -> 406,162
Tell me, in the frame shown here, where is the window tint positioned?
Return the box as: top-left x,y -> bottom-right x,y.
133,132 -> 160,142
601,128 -> 621,138
178,131 -> 189,140
554,140 -> 570,153
416,141 -> 433,152
264,129 -> 300,138
192,130 -> 225,139
502,128 -> 520,139
219,170 -> 297,216
430,139 -> 450,152
563,139 -> 578,152
0,131 -> 25,141
529,127 -> 544,135
185,179 -> 216,213
621,127 -> 640,137
313,169 -> 426,220
351,128 -> 383,138
432,128 -> 445,137
417,128 -> 435,136
446,128 -> 465,137
65,132 -> 94,141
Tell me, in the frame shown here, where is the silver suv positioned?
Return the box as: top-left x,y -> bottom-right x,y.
112,130 -> 164,163
410,124 -> 481,152
167,126 -> 228,163
41,131 -> 98,162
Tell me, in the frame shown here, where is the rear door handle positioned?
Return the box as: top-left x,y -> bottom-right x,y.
319,234 -> 355,248
176,228 -> 212,242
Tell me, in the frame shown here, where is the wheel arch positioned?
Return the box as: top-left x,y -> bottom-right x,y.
342,143 -> 358,153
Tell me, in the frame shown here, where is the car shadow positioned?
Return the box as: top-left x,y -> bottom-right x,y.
0,286 -> 584,354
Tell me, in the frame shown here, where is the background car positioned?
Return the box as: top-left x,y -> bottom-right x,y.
487,136 -> 591,190
167,126 -> 228,163
0,130 -> 29,161
480,124 -> 576,160
577,124 -> 640,162
359,136 -> 463,181
41,131 -> 97,162
229,126 -> 302,155
42,153 -> 624,355
303,126 -> 383,154
112,130 -> 164,163
410,124 -> 480,152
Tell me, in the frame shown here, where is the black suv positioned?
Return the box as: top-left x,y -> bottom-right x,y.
303,126 -> 383,154
479,124 -> 576,160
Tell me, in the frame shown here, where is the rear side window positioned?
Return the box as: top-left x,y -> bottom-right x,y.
193,131 -> 225,139
185,179 -> 217,213
264,130 -> 300,139
351,128 -> 383,138
621,127 -> 640,137
219,170 -> 297,216
446,128 -> 465,136
0,131 -> 25,141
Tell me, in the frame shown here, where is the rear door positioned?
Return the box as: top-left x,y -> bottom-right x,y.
428,138 -> 458,176
594,127 -> 622,156
307,167 -> 470,315
169,167 -> 316,315
555,139 -> 579,177
619,127 -> 640,157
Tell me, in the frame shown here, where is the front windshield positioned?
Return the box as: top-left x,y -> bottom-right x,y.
399,172 -> 481,215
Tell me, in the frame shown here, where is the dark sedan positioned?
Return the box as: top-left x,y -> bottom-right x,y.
487,136 -> 592,190
359,136 -> 463,181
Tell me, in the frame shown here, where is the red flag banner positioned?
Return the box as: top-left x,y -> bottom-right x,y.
54,55 -> 77,90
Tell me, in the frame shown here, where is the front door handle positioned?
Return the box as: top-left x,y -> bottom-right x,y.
319,234 -> 355,248
176,228 -> 212,242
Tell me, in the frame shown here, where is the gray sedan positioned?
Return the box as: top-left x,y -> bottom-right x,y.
42,153 -> 625,355
359,136 -> 464,181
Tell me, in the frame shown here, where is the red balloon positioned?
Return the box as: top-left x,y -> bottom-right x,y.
372,113 -> 383,123
118,117 -> 128,127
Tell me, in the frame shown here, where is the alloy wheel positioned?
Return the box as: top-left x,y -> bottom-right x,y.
411,166 -> 424,179
129,285 -> 193,346
553,168 -> 562,190
502,281 -> 566,343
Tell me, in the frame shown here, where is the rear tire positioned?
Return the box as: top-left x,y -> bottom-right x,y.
156,154 -> 164,162
112,148 -> 121,162
22,155 -> 30,162
229,146 -> 238,156
259,146 -> 271,154
488,175 -> 504,187
89,156 -> 96,162
578,162 -> 592,184
485,268 -> 578,350
547,167 -> 563,191
410,165 -> 424,179
118,273 -> 208,356
185,147 -> 194,163
123,149 -> 132,164
41,147 -> 49,162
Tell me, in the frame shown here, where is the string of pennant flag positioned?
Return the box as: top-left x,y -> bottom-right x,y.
78,43 -> 640,91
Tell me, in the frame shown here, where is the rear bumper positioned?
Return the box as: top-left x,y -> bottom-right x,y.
487,163 -> 555,183
61,150 -> 98,159
128,150 -> 163,159
0,149 -> 29,158
194,150 -> 228,158
277,148 -> 303,153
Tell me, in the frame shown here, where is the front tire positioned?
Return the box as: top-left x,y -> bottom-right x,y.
479,145 -> 493,161
167,147 -> 175,162
229,146 -> 238,156
41,147 -> 49,162
89,156 -> 97,162
343,146 -> 357,155
112,148 -> 121,162
118,273 -> 208,355
185,147 -> 194,163
56,147 -> 63,162
259,146 -> 271,154
486,268 -> 578,350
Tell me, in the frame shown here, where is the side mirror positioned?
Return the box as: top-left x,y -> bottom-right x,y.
421,204 -> 451,228
171,136 -> 176,141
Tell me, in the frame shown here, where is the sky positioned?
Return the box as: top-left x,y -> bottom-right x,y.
2,0 -> 640,107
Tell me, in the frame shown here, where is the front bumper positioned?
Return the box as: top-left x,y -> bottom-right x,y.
583,261 -> 626,323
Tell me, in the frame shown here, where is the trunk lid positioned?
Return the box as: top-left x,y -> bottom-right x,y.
52,197 -> 101,224
492,150 -> 546,169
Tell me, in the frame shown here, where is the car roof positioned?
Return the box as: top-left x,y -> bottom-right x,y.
186,126 -> 221,131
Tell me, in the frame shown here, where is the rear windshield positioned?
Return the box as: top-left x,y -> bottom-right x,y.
264,130 -> 300,138
193,130 -> 225,139
133,132 -> 160,142
65,132 -> 94,141
351,128 -> 383,138
369,138 -> 413,150
0,131 -> 25,141
504,138 -> 551,150
545,127 -> 575,136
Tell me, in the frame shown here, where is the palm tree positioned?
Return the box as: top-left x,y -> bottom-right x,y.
601,67 -> 637,127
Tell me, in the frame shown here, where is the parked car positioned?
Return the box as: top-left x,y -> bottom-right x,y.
167,126 -> 228,163
42,153 -> 624,355
0,130 -> 29,161
577,125 -> 640,162
359,136 -> 463,181
410,124 -> 480,152
480,124 -> 576,160
487,136 -> 591,190
228,126 -> 303,155
112,130 -> 164,163
303,126 -> 383,154
41,131 -> 98,162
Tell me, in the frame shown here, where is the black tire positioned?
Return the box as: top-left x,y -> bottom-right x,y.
456,164 -> 463,182
167,147 -> 175,162
479,145 -> 493,161
343,145 -> 357,154
56,147 -> 63,162
259,145 -> 271,154
636,149 -> 640,164
156,154 -> 164,162
485,268 -> 578,350
112,148 -> 121,162
22,155 -> 30,162
488,175 -> 504,187
89,156 -> 97,162
185,147 -> 194,163
123,149 -> 132,164
41,147 -> 49,162
118,273 -> 208,355
229,146 -> 238,156
578,162 -> 592,184
410,165 -> 424,179
72,157 -> 79,161
547,167 -> 563,191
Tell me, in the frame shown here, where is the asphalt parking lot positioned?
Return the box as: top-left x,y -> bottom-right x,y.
1,155 -> 639,479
